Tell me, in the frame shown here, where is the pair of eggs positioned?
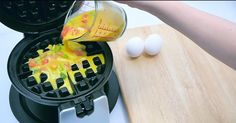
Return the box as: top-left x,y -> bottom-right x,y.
126,34 -> 163,58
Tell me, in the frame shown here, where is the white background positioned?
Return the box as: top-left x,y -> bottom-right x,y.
0,1 -> 236,123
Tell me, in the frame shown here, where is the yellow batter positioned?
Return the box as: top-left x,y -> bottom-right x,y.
28,7 -> 124,95
28,43 -> 105,94
61,10 -> 125,42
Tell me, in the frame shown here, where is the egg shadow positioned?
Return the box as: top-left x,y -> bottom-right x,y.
143,52 -> 160,59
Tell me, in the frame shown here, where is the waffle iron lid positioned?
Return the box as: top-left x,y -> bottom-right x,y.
0,0 -> 74,34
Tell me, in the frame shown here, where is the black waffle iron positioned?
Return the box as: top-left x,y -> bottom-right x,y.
0,1 -> 120,123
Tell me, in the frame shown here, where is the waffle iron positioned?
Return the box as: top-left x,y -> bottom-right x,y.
0,1 -> 120,123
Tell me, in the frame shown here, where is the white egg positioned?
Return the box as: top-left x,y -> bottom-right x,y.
126,37 -> 144,58
144,34 -> 163,56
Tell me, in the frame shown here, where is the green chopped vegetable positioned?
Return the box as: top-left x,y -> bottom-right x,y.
37,50 -> 44,55
60,72 -> 67,79
33,69 -> 39,73
54,45 -> 62,52
63,54 -> 69,58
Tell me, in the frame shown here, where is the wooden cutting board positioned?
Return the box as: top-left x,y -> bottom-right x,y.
108,24 -> 236,123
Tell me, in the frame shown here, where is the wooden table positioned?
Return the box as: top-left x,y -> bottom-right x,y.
109,24 -> 236,123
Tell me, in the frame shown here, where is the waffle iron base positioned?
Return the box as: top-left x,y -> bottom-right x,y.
9,71 -> 120,123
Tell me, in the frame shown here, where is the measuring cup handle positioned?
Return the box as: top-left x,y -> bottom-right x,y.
58,93 -> 110,123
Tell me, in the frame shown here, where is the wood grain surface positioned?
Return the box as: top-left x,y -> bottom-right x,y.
108,24 -> 236,123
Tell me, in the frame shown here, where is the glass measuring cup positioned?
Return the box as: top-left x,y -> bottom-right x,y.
61,1 -> 127,42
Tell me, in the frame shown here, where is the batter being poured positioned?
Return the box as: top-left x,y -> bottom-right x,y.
28,42 -> 105,95
61,10 -> 126,43
27,2 -> 125,95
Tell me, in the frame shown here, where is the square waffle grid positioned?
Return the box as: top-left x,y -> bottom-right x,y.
17,37 -> 106,99
2,0 -> 73,24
